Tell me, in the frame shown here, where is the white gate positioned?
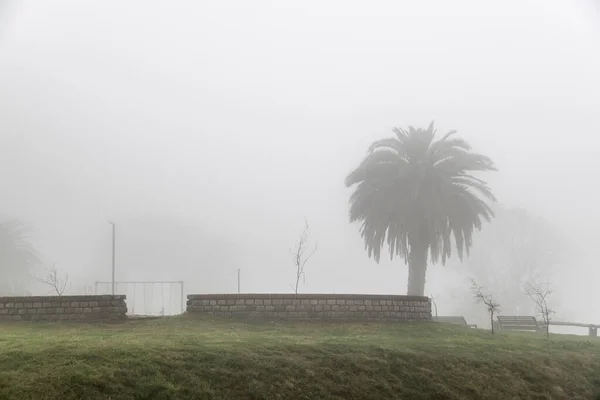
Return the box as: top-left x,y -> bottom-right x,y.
94,281 -> 185,316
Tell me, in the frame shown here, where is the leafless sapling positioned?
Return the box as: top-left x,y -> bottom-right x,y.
470,278 -> 501,334
524,278 -> 554,339
430,294 -> 439,322
82,284 -> 93,295
290,218 -> 317,295
37,265 -> 69,296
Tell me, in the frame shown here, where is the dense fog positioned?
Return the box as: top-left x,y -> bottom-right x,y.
1,0 -> 599,333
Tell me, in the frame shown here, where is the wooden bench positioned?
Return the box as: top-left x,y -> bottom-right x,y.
435,316 -> 476,328
497,316 -> 546,333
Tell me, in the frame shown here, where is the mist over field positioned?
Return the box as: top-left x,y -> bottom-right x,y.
1,0 -> 599,333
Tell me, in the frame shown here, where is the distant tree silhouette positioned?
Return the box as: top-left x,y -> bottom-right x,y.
0,216 -> 39,295
458,206 -> 565,315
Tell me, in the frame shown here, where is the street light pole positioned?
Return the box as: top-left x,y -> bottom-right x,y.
107,221 -> 115,295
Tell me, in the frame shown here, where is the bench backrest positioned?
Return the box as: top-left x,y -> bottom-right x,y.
497,316 -> 540,331
435,316 -> 468,326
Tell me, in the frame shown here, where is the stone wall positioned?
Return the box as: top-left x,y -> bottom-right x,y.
187,294 -> 431,321
0,295 -> 127,322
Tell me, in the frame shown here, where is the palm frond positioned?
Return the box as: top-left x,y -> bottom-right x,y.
345,123 -> 497,273
367,137 -> 403,154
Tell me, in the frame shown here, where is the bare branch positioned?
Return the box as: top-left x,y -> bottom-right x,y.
524,278 -> 554,339
36,265 -> 69,296
82,284 -> 93,295
430,295 -> 439,322
291,218 -> 317,295
469,278 -> 501,334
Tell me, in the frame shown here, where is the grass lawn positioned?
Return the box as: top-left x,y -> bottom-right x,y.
1,315 -> 599,399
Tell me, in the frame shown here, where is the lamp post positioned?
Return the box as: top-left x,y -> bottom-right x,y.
107,220 -> 115,295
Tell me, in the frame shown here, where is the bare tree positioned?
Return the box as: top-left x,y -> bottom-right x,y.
430,294 -> 439,322
37,265 -> 69,296
470,278 -> 501,334
82,284 -> 93,295
524,278 -> 554,339
290,218 -> 317,295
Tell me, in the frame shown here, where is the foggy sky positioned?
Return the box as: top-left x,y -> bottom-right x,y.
1,0 -> 599,326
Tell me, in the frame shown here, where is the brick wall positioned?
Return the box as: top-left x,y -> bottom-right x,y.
187,294 -> 431,321
0,295 -> 127,322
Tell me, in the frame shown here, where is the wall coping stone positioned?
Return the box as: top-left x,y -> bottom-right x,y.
187,293 -> 429,301
0,295 -> 126,302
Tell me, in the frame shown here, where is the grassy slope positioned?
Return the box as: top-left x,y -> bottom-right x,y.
0,316 -> 599,400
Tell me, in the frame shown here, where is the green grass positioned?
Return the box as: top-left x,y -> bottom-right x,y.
1,316 -> 600,400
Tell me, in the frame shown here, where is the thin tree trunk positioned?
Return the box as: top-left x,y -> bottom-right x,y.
407,242 -> 428,296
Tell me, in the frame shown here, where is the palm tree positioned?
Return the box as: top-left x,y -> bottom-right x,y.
345,122 -> 496,296
0,217 -> 39,295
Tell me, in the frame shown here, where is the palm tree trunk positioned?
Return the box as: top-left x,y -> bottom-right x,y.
407,242 -> 428,296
